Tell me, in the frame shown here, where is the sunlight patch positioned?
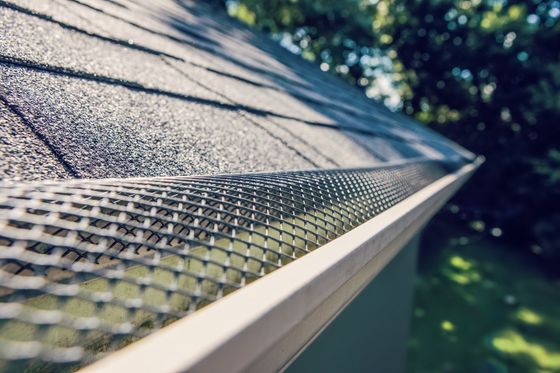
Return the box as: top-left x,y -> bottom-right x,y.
515,308 -> 543,325
492,330 -> 560,369
441,320 -> 455,332
450,255 -> 473,270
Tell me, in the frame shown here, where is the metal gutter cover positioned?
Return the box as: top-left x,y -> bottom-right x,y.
82,159 -> 479,373
0,158 -> 471,371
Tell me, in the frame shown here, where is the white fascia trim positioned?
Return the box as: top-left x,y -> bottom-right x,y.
81,160 -> 480,373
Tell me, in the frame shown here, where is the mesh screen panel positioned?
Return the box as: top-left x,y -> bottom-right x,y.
0,161 -> 451,371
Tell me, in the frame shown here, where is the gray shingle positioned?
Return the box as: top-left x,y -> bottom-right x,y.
166,59 -> 338,126
0,7 -> 224,103
7,0 -> 210,64
254,116 -> 385,167
0,100 -> 71,181
0,0 -> 473,184
1,64 -> 315,178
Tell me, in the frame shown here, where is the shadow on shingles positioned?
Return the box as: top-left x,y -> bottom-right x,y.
159,1 -> 440,161
2,0 -> 449,163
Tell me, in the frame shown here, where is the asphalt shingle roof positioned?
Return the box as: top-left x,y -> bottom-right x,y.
0,3 -> 479,370
0,0 -> 473,182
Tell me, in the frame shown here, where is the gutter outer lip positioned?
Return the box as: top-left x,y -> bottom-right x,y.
80,158 -> 482,373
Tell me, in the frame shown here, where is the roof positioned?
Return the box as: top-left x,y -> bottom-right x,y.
0,0 -> 472,183
0,0 -> 478,371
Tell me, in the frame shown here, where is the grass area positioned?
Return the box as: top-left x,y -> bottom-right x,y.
407,217 -> 560,373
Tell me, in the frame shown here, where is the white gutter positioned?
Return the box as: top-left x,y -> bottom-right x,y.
81,159 -> 480,373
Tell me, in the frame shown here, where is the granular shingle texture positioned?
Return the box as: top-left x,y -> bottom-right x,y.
0,0 -> 473,182
0,100 -> 71,181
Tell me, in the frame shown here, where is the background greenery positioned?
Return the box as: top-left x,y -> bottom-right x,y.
216,0 -> 560,371
410,213 -> 560,372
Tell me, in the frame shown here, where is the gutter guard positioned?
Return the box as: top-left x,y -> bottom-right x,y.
0,158 -> 478,372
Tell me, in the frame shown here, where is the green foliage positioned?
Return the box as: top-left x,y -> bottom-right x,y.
409,217 -> 560,372
225,0 -> 560,260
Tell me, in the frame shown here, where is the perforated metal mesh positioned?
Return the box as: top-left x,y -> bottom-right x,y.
0,161 -> 451,371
